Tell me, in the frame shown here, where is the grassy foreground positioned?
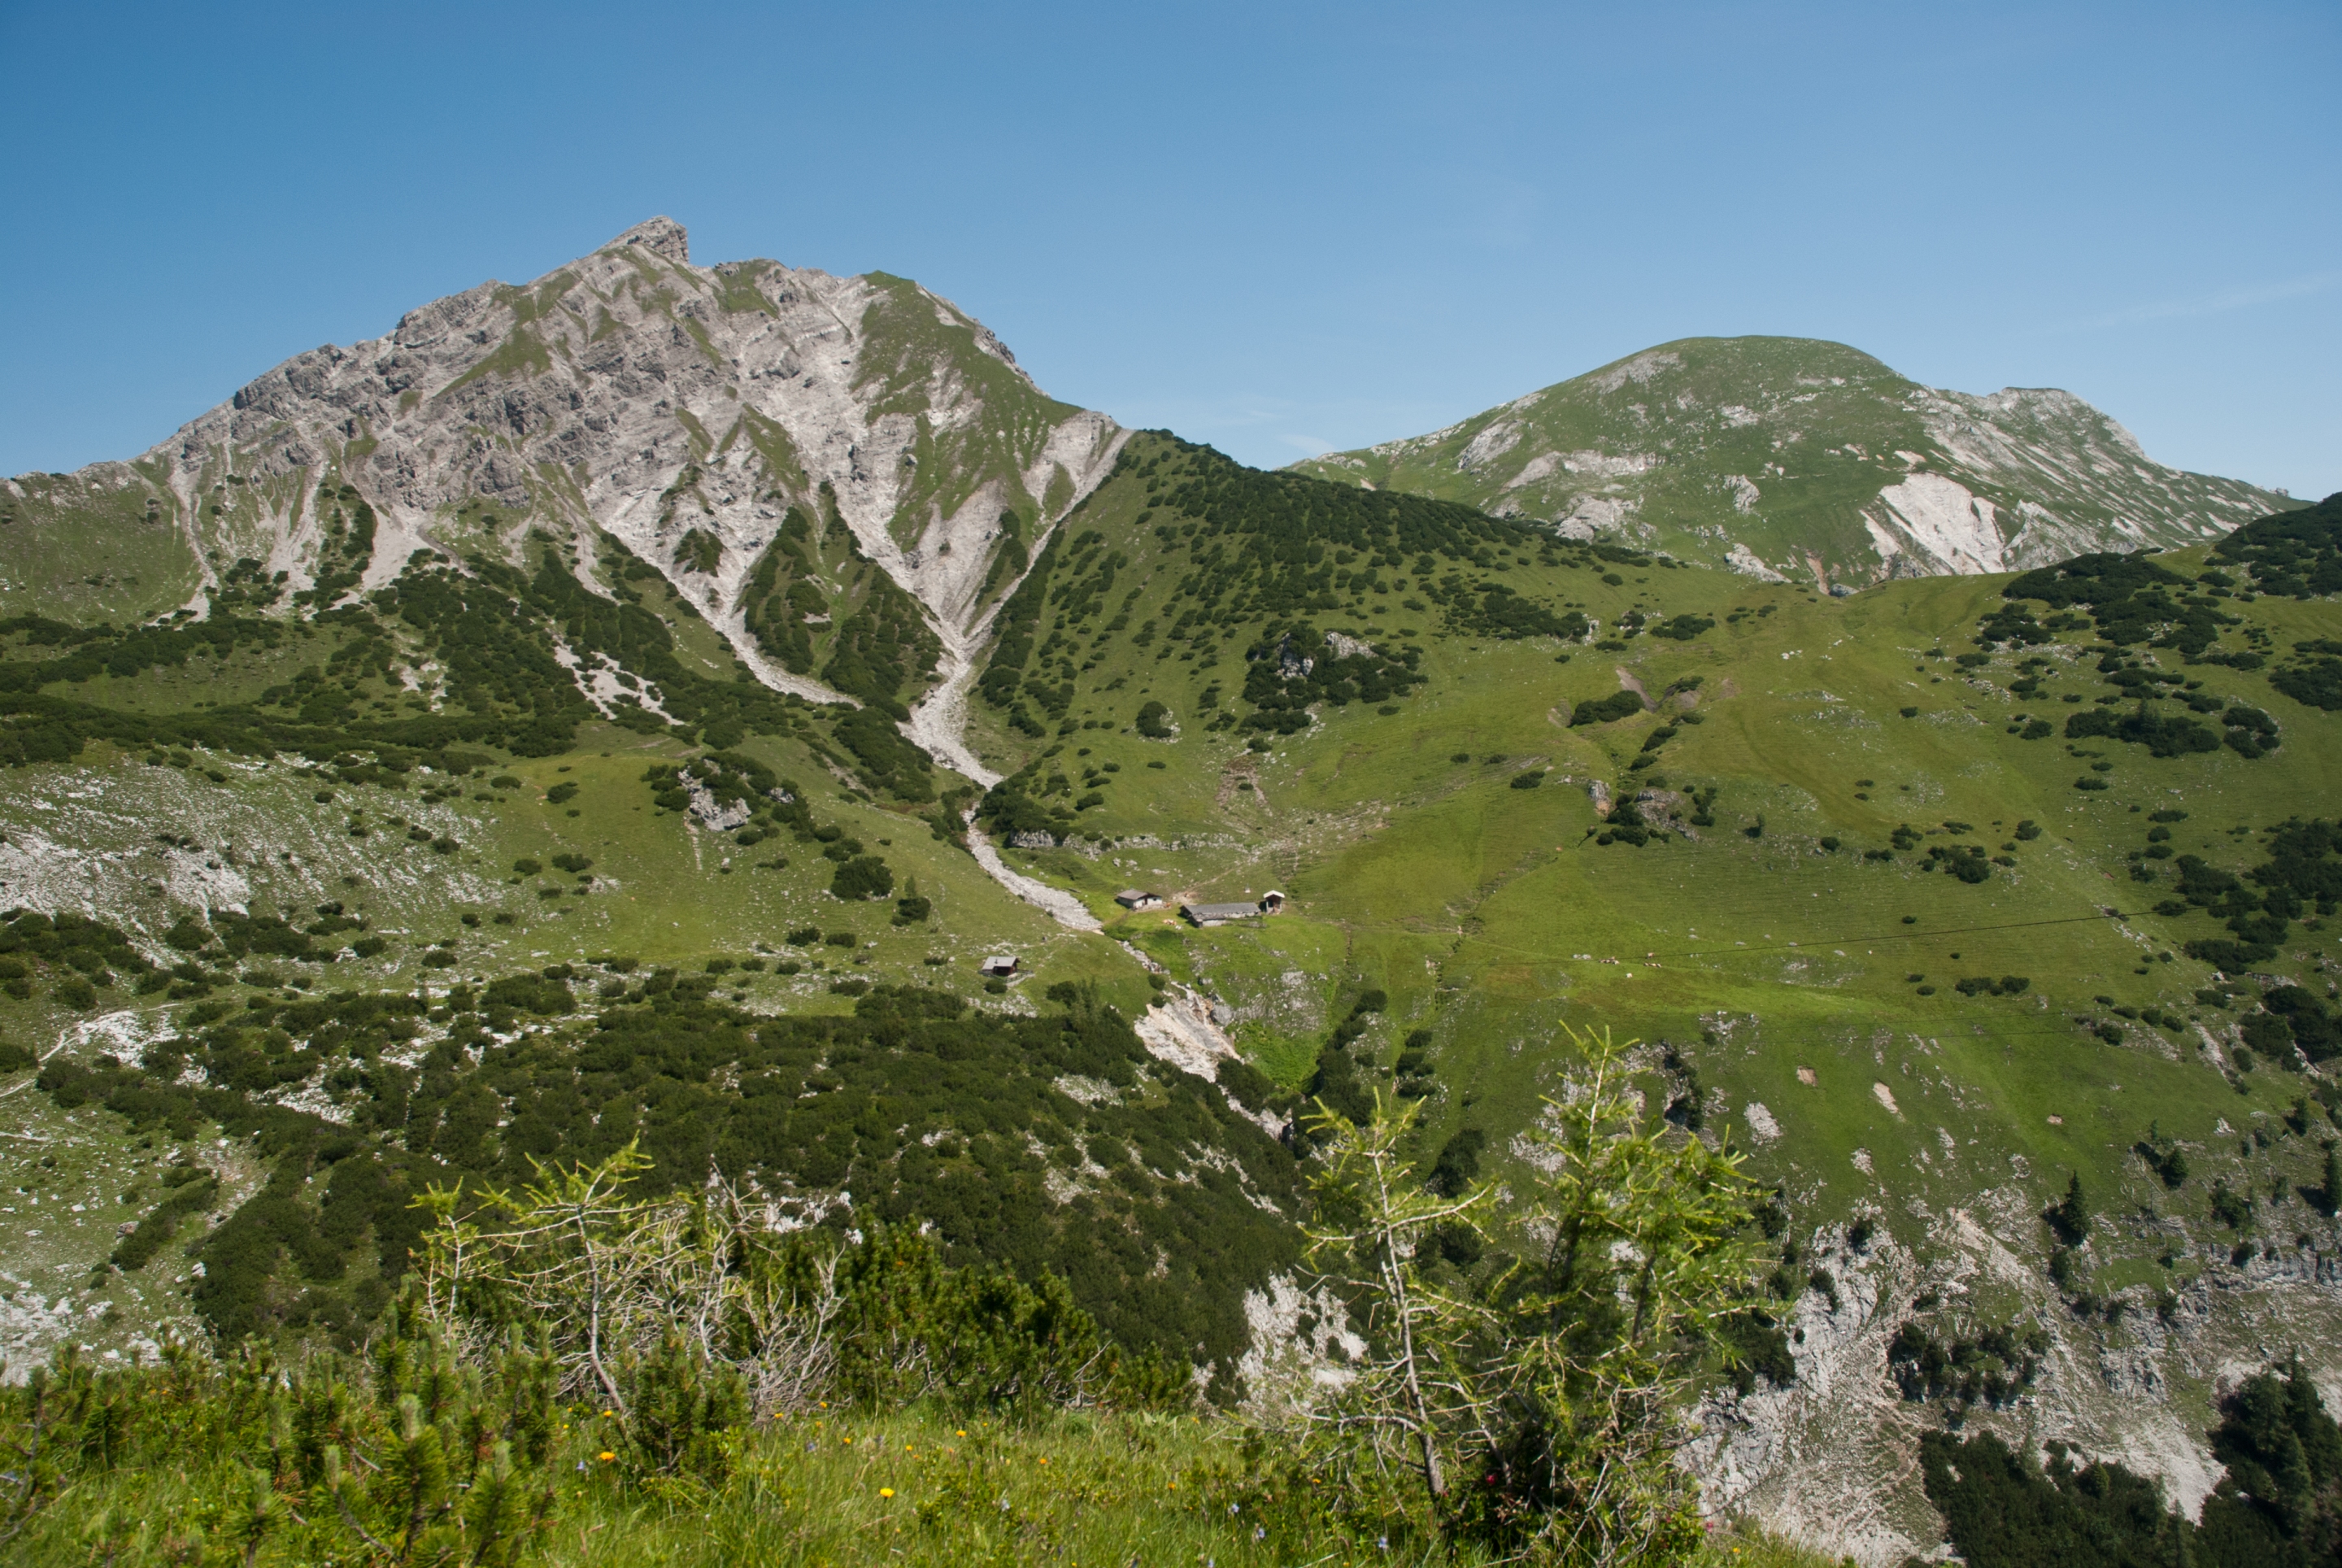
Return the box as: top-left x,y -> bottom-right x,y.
14,1400 -> 1838,1567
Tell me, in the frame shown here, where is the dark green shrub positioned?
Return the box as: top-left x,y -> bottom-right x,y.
829,856 -> 895,901
1567,690 -> 1643,727
614,1333 -> 746,1482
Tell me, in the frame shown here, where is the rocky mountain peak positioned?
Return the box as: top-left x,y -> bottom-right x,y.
608,216 -> 690,264
6,218 -> 1125,706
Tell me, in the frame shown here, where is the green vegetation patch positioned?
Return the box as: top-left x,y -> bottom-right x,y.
33,978 -> 1299,1371
2209,489 -> 2342,599
2000,551 -> 2199,647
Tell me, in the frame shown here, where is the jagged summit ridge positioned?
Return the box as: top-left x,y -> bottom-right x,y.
1292,335 -> 2293,589
612,215 -> 690,264
7,218 -> 1124,708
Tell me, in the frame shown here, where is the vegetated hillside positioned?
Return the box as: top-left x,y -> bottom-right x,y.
0,403 -> 2331,1557
0,234 -> 2335,1558
947,446 -> 2342,1556
0,507 -> 1236,1371
0,216 -> 1122,676
33,976 -> 1299,1378
1289,336 -> 2296,589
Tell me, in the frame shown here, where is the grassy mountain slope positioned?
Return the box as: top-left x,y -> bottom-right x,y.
0,421 -> 2332,1553
0,248 -> 2336,1557
0,520 -> 1259,1374
949,441 -> 2342,1548
1289,337 -> 2296,588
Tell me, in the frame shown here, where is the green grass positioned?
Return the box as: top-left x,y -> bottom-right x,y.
0,468 -> 202,625
5,451 -> 2331,1324
0,722 -> 1087,994
0,716 -> 1156,1357
7,1399 -> 1844,1568
0,1086 -> 215,1361
851,272 -> 1090,550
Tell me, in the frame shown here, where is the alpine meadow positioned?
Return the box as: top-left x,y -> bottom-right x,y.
0,218 -> 2337,1567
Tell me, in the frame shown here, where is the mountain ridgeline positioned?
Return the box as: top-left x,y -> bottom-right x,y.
0,216 -> 1121,669
1290,335 -> 2296,589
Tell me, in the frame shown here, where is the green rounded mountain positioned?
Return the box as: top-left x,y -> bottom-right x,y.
1290,336 -> 2294,587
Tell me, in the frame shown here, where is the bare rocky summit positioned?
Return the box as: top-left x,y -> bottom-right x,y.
2,216 -> 1124,691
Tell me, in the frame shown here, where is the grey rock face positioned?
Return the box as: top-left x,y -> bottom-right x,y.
613,216 -> 691,264
34,216 -> 1125,705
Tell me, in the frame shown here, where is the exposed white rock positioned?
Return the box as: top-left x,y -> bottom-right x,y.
961,819 -> 1100,930
1456,420 -> 1524,472
1591,349 -> 1682,393
1562,449 -> 1657,479
1504,451 -> 1561,490
1726,542 -> 1788,581
682,778 -> 751,832
1684,1196 -> 2342,1564
1862,473 -> 2008,575
1553,494 -> 1635,538
1291,338 -> 2288,584
19,216 -> 1139,921
1134,990 -> 1287,1134
1234,1273 -> 1364,1422
55,216 -> 1121,715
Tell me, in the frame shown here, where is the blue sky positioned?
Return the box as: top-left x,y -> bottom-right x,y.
2,1 -> 2335,496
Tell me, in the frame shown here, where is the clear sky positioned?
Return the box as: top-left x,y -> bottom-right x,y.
2,1 -> 2335,497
